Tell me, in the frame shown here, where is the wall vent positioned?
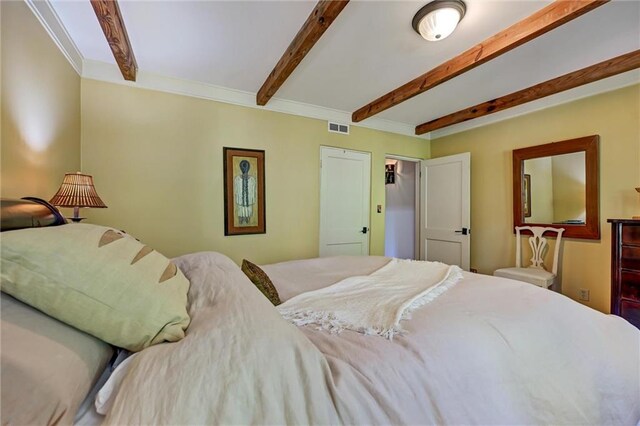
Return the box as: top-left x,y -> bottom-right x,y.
328,121 -> 350,135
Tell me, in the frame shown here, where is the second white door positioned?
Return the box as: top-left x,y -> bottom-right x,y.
319,147 -> 371,257
420,152 -> 471,270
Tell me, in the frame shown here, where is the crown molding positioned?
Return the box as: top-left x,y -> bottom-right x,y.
82,60 -> 427,139
429,70 -> 640,139
24,0 -> 83,75
26,0 -> 638,142
27,0 -> 424,139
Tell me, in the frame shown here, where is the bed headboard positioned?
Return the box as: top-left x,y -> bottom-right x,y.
0,198 -> 67,232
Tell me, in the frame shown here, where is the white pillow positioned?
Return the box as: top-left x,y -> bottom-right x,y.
95,353 -> 138,415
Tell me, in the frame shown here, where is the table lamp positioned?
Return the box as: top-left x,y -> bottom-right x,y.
49,172 -> 107,222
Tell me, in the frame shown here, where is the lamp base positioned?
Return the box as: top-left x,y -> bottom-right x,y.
67,217 -> 86,223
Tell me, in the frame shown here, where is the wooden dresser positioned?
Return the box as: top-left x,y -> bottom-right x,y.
609,219 -> 640,328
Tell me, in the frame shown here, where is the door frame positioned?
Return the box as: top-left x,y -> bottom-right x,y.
385,154 -> 423,259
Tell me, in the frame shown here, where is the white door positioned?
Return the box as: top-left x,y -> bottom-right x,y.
420,153 -> 470,270
319,147 -> 371,256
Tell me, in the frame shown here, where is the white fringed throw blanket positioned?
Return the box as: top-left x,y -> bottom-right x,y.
278,259 -> 463,339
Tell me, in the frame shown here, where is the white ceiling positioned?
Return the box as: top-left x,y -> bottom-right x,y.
47,0 -> 640,137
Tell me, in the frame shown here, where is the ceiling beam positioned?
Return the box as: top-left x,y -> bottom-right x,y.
90,0 -> 138,81
256,0 -> 349,106
352,0 -> 609,123
415,50 -> 640,135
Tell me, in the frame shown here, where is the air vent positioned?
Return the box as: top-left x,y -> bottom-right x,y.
328,121 -> 350,135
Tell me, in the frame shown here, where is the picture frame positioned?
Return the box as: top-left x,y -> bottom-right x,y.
223,147 -> 265,235
523,174 -> 531,218
385,164 -> 395,185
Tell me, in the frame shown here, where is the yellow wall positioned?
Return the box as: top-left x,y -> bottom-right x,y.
431,84 -> 640,312
80,79 -> 429,264
551,152 -> 586,222
524,156 -> 554,224
6,0 -> 638,315
1,1 -> 81,199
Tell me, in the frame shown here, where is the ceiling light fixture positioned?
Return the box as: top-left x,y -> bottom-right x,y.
412,0 -> 466,42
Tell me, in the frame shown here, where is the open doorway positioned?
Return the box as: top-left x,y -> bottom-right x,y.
384,156 -> 420,259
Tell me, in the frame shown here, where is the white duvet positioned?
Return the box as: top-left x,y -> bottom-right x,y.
104,252 -> 640,425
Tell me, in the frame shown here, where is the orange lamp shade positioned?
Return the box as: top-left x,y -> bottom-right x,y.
49,172 -> 107,222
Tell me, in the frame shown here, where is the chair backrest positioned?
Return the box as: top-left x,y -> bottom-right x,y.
515,226 -> 565,275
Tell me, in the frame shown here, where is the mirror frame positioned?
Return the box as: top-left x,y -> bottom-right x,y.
513,135 -> 600,240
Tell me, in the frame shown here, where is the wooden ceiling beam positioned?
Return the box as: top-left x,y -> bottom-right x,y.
90,0 -> 138,81
415,49 -> 640,135
352,0 -> 609,123
257,0 -> 349,106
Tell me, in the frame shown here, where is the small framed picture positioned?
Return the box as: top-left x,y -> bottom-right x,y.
523,174 -> 531,218
223,147 -> 265,235
385,164 -> 396,185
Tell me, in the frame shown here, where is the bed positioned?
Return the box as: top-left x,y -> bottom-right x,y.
1,198 -> 639,425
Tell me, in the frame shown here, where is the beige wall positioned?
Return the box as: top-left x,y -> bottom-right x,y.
431,84 -> 640,312
551,152 -> 586,223
80,79 -> 429,264
7,0 -> 638,315
1,1 -> 81,199
524,156 -> 554,224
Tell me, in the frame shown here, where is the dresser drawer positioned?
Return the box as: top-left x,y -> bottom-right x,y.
620,300 -> 640,328
621,246 -> 640,270
620,270 -> 640,302
622,225 -> 640,245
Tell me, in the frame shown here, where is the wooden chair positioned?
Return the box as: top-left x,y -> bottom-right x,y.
494,226 -> 564,289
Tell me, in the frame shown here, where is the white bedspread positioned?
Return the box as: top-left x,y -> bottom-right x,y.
104,253 -> 640,425
278,259 -> 462,338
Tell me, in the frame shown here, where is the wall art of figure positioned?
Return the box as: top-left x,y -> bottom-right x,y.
233,159 -> 257,225
223,148 -> 266,235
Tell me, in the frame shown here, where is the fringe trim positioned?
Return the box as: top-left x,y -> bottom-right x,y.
279,265 -> 463,340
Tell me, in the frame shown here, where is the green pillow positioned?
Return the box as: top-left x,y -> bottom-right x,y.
241,259 -> 281,306
1,224 -> 190,352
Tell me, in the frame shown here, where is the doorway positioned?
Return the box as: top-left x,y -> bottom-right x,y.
384,156 -> 420,259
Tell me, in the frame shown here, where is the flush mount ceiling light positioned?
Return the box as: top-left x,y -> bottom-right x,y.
412,0 -> 466,41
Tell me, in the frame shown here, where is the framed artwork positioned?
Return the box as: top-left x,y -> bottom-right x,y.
523,174 -> 531,218
385,164 -> 396,185
223,147 -> 265,235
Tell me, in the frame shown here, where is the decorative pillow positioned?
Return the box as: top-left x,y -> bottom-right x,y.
1,223 -> 191,351
241,260 -> 281,306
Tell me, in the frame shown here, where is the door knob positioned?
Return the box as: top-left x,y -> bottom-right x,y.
361,227 -> 369,234
455,227 -> 469,235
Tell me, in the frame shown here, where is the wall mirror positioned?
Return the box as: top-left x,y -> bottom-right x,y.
513,135 -> 600,239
